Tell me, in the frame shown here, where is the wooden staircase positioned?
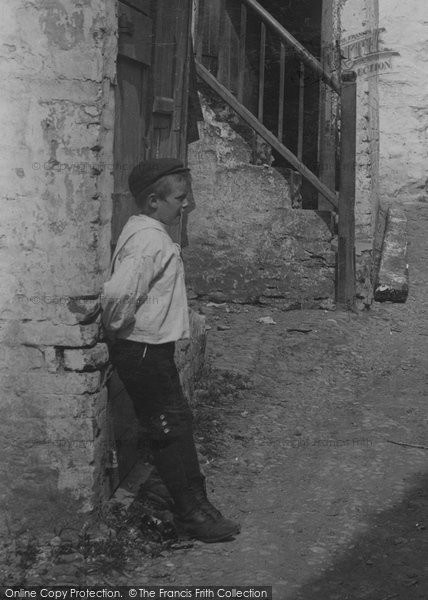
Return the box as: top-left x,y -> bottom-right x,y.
192,0 -> 357,308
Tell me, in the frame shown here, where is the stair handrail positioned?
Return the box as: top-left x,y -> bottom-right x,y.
195,60 -> 338,209
241,0 -> 340,94
194,0 -> 357,306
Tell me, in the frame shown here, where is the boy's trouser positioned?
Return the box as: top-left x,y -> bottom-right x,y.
109,338 -> 203,499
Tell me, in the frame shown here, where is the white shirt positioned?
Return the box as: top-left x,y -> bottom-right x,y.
101,215 -> 190,343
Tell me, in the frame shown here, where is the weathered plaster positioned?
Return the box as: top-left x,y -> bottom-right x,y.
340,0 -> 380,242
0,0 -> 117,534
378,0 -> 428,204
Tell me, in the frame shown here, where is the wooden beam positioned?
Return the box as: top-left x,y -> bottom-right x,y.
337,71 -> 357,308
216,0 -> 227,82
195,0 -> 205,63
238,3 -> 247,103
195,60 -> 338,208
278,42 -> 285,141
297,62 -> 305,161
258,21 -> 266,122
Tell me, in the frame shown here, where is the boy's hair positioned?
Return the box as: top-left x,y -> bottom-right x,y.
135,173 -> 189,213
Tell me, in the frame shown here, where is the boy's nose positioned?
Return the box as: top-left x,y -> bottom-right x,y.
182,198 -> 189,209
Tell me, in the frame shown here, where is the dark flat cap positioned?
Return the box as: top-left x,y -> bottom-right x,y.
128,158 -> 190,198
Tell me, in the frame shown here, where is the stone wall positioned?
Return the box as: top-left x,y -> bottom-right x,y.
340,0 -> 427,300
185,101 -> 336,310
339,0 -> 381,306
378,0 -> 428,205
0,0 -> 117,534
340,0 -> 380,243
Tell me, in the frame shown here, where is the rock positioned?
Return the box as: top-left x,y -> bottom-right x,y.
257,316 -> 276,325
374,208 -> 409,303
49,536 -> 62,548
58,552 -> 85,563
207,292 -> 228,303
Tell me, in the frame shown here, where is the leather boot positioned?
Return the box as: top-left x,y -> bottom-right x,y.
173,489 -> 238,543
151,440 -> 238,543
177,425 -> 240,534
189,475 -> 240,534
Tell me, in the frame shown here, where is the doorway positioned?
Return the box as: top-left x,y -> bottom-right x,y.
108,0 -> 193,492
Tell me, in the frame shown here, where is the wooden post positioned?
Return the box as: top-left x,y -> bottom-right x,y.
297,62 -> 305,161
195,0 -> 205,63
216,0 -> 227,83
258,21 -> 266,122
337,71 -> 357,309
278,42 -> 285,141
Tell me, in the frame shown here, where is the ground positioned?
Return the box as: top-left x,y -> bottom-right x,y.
2,199 -> 428,599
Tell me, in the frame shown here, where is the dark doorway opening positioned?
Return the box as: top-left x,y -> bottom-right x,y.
260,0 -> 323,208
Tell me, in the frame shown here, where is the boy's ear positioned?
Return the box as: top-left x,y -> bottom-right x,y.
146,192 -> 158,210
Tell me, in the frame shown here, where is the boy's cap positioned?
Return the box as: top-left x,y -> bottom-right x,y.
128,158 -> 190,197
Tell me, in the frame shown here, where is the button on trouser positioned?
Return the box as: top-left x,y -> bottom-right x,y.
109,339 -> 240,542
110,339 -> 203,494
110,340 -> 192,440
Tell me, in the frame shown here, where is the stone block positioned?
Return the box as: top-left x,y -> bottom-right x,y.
0,344 -> 44,370
43,346 -> 60,372
374,207 -> 409,302
18,320 -> 100,347
34,390 -> 106,419
20,371 -> 102,396
64,343 -> 109,371
175,309 -> 207,401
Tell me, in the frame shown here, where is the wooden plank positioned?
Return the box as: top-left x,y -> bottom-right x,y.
337,71 -> 357,308
195,0 -> 205,62
196,60 -> 338,208
152,96 -> 175,114
216,0 -> 227,82
297,62 -> 305,160
179,0 -> 193,160
113,57 -> 149,244
258,21 -> 266,122
238,3 -> 247,103
118,3 -> 152,65
170,0 -> 192,160
278,42 -> 285,141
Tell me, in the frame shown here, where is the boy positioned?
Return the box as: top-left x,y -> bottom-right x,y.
101,158 -> 240,543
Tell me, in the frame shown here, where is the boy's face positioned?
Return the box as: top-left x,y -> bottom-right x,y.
150,174 -> 190,226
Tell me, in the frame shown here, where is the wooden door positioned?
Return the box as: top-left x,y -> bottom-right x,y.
112,0 -> 153,247
150,0 -> 193,242
109,0 -> 193,492
151,0 -> 192,161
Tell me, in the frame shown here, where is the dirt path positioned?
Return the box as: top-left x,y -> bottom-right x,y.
136,199 -> 428,599
13,201 -> 427,595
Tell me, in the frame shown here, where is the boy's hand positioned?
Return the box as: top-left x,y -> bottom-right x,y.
79,303 -> 102,325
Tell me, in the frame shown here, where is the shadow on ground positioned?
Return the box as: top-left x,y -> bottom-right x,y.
292,470 -> 428,600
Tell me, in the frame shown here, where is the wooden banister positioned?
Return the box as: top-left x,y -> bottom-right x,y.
196,60 -> 338,209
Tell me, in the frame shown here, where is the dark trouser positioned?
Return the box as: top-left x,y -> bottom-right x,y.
109,339 -> 203,504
